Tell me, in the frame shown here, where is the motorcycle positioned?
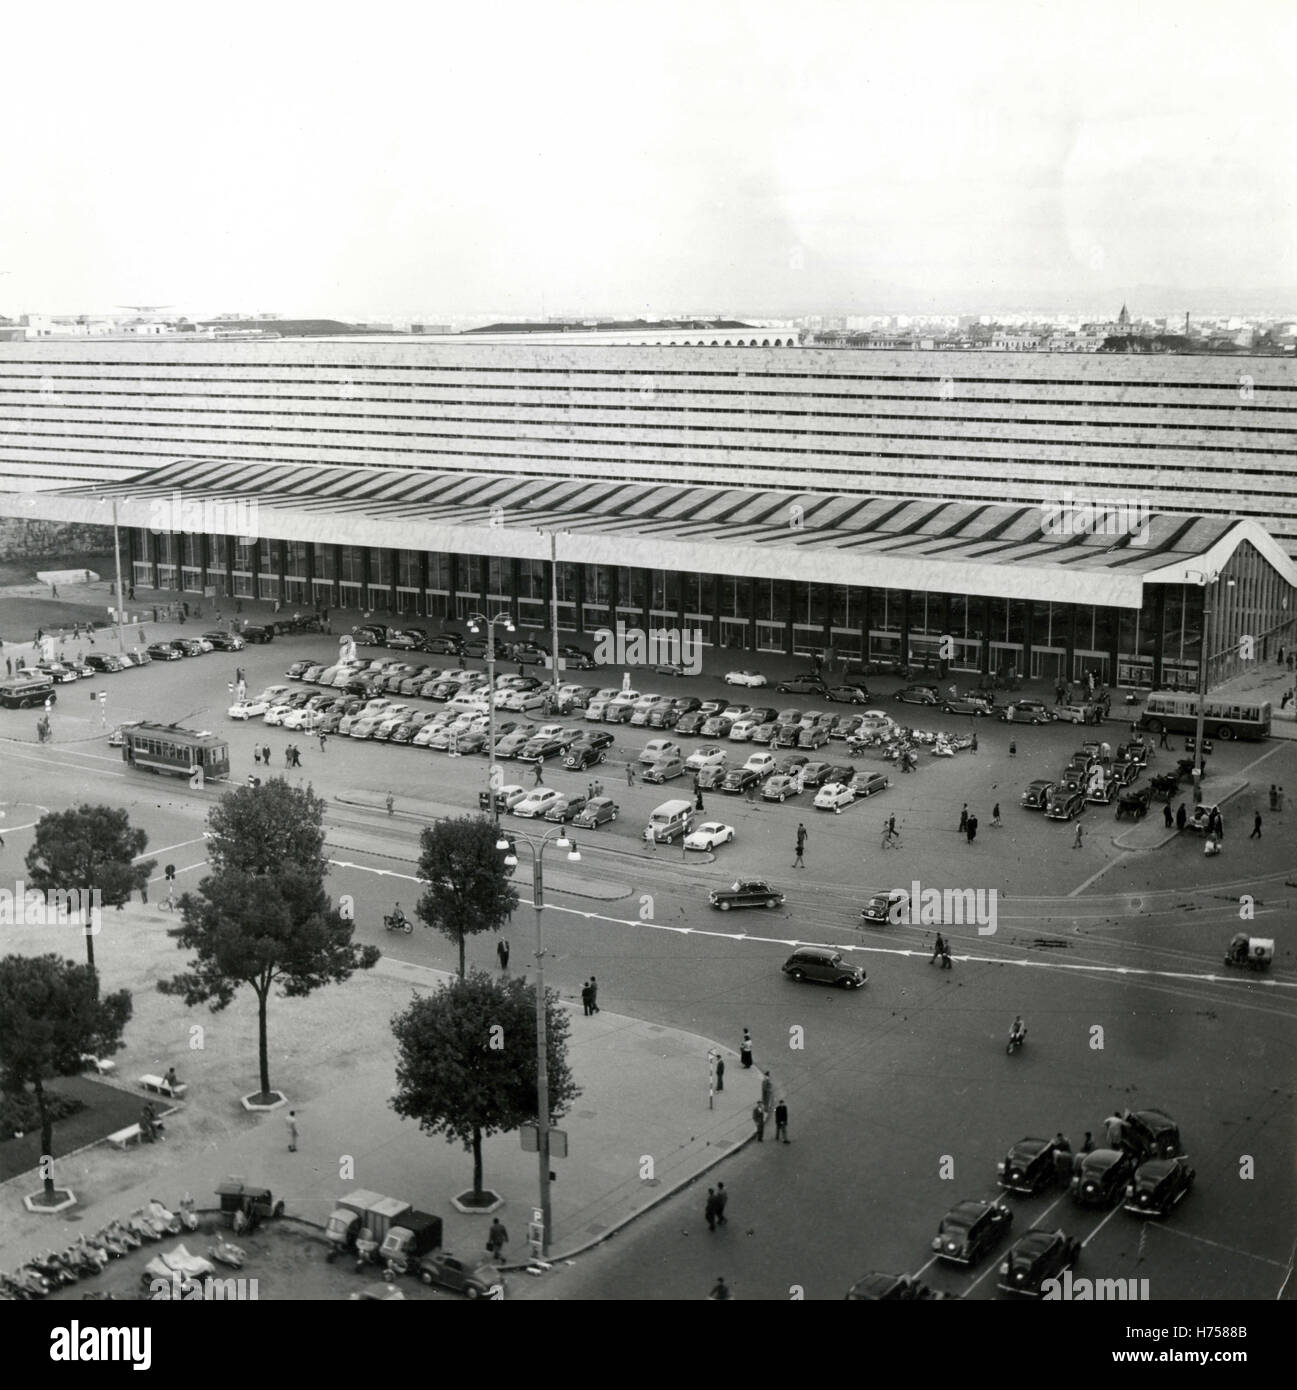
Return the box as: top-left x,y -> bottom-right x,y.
0,1274 -> 36,1300
96,1224 -> 137,1255
66,1241 -> 107,1276
177,1193 -> 200,1232
1006,1026 -> 1027,1055
383,913 -> 413,934
29,1252 -> 78,1287
126,1214 -> 165,1243
12,1265 -> 53,1297
208,1239 -> 246,1270
142,1199 -> 183,1235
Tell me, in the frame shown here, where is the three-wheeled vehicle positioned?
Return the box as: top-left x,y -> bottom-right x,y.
216,1178 -> 284,1232
324,1191 -> 411,1264
380,1210 -> 443,1279
1224,933 -> 1274,972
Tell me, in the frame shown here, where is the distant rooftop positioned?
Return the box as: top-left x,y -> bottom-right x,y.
193,318 -> 373,336
463,317 -> 754,335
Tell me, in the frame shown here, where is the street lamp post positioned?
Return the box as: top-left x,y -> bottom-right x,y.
467,610 -> 514,819
1186,570 -> 1235,789
500,826 -> 580,1259
536,528 -> 569,713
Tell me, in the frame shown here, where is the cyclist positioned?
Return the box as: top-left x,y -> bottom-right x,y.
389,902 -> 407,930
1009,1015 -> 1026,1046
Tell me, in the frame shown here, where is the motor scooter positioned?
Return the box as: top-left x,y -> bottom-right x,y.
383,913 -> 413,934
29,1251 -> 78,1287
1006,1025 -> 1027,1055
13,1265 -> 53,1297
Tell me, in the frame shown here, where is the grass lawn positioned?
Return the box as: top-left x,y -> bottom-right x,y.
0,1076 -> 146,1184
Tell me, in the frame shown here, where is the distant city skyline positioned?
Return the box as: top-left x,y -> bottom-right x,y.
2,0 -> 1292,322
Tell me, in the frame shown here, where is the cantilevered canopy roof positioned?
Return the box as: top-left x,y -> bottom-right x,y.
8,459 -> 1294,609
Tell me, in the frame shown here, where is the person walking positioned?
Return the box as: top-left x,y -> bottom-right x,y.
262,743 -> 271,766
1159,726 -> 1170,750
1073,822 -> 1084,849
970,731 -> 978,754
991,802 -> 1001,828
626,761 -> 636,785
486,1217 -> 508,1262
319,730 -> 327,753
739,1028 -> 753,1069
708,1276 -> 732,1301
958,803 -> 968,834
581,980 -> 593,1015
497,938 -> 510,971
532,760 -> 545,786
774,1099 -> 789,1144
752,1102 -> 766,1142
695,788 -> 705,812
761,1070 -> 774,1114
704,1187 -> 719,1232
588,975 -> 600,1013
285,745 -> 293,767
940,939 -> 953,969
966,814 -> 978,843
792,823 -> 807,868
1163,801 -> 1174,829
929,932 -> 946,965
1249,812 -> 1262,839
386,792 -> 395,816
254,746 -> 262,766
1008,738 -> 1016,757
714,1054 -> 725,1092
1269,784 -> 1277,812
1176,802 -> 1187,832
715,1182 -> 728,1226
286,1110 -> 299,1152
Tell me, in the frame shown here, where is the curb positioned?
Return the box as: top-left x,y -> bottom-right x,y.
1112,778 -> 1252,852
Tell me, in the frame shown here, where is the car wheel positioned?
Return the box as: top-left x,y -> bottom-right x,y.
778,793 -> 786,802
717,900 -> 731,911
765,898 -> 778,909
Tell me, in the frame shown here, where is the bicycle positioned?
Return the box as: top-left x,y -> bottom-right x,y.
160,889 -> 177,912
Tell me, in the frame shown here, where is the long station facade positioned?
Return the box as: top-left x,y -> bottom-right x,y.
1,337 -> 1294,692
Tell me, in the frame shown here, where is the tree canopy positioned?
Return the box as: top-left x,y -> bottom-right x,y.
24,804 -> 155,974
0,953 -> 132,1198
391,969 -> 579,1201
415,816 -> 518,978
204,778 -> 329,877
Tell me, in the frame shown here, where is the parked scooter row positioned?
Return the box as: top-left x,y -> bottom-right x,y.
0,1199 -> 196,1299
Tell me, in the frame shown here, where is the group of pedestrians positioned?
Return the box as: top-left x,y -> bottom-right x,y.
957,804 -> 979,843
581,977 -> 600,1015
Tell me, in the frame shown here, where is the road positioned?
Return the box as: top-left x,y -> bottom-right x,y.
3,637 -> 1293,1301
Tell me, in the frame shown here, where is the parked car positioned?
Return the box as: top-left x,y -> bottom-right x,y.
694,764 -> 728,790
797,760 -> 833,788
494,725 -> 538,758
543,793 -> 588,824
997,700 -> 1054,724
643,753 -> 686,784
781,946 -> 866,988
242,625 -> 275,644
1124,1157 -> 1195,1218
824,685 -> 870,704
203,631 -> 245,651
797,723 -> 830,750
775,676 -> 827,694
513,789 -> 564,818
386,628 -> 428,651
762,774 -> 801,802
724,669 -> 768,687
685,744 -> 728,771
894,685 -> 940,705
849,770 -> 889,798
997,1229 -> 1081,1298
721,767 -> 761,794
424,634 -> 466,656
1020,779 -> 1055,810
84,653 -> 126,673
742,751 -> 777,778
1116,1109 -> 1182,1161
997,1137 -> 1072,1194
674,709 -> 707,736
931,1200 -> 1013,1265
943,694 -> 994,716
417,1250 -> 502,1298
146,642 -> 183,661
813,782 -> 855,812
710,880 -> 785,911
683,821 -> 735,851
1045,788 -> 1086,820
1070,1148 -> 1139,1207
519,735 -> 569,763
572,797 -> 619,828
845,1273 -> 940,1301
557,645 -> 596,670
563,740 -> 608,770
700,712 -> 737,738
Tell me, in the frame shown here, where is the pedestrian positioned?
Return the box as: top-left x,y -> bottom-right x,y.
581,980 -> 593,1015
774,1099 -> 789,1144
940,940 -> 952,968
929,932 -> 946,965
588,781 -> 595,802
626,761 -> 636,785
1073,822 -> 1084,849
752,1102 -> 766,1142
319,731 -> 327,753
1279,787 -> 1286,813
1081,1131 -> 1095,1153
262,743 -> 270,765
1159,727 -> 1170,749
254,746 -> 261,765
1269,785 -> 1278,812
991,802 -> 1001,827
1250,813 -> 1262,839
1210,809 -> 1223,840
1163,802 -> 1174,828
1008,738 -> 1016,756
715,1182 -> 728,1225
761,1070 -> 774,1114
708,1276 -> 732,1301
739,1028 -> 753,1069
695,788 -> 704,812
970,731 -> 978,753
966,814 -> 978,843
1176,803 -> 1187,832
705,1188 -> 719,1231
792,823 -> 806,868
589,975 -> 599,1013
285,745 -> 293,767
127,583 -> 135,601
286,1110 -> 298,1152
958,803 -> 968,834
497,938 -> 510,971
486,1217 -> 508,1261
386,792 -> 395,816
139,881 -> 147,904
714,1053 -> 725,1092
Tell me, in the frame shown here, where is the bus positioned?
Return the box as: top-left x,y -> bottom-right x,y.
1137,691 -> 1271,742
0,676 -> 55,709
121,722 -> 231,781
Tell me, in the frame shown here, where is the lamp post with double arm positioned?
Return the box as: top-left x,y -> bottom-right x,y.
467,610 -> 514,819
1185,569 -> 1236,789
499,825 -> 580,1259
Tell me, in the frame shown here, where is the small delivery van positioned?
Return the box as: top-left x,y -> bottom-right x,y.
644,798 -> 696,844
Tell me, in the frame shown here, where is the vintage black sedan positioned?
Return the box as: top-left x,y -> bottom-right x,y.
845,1273 -> 945,1301
1020,779 -> 1055,810
1070,1148 -> 1139,1207
775,675 -> 827,694
1045,787 -> 1086,821
563,740 -> 608,770
146,642 -> 184,661
894,684 -> 939,705
1119,1109 -> 1182,1160
1124,1156 -> 1195,1217
709,880 -> 784,911
720,767 -> 761,794
997,1228 -> 1081,1298
931,1200 -> 1013,1265
572,797 -> 619,828
997,1136 -> 1071,1194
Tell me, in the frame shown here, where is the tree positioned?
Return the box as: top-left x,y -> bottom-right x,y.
391,969 -> 580,1204
158,779 -> 378,1101
24,805 -> 155,976
415,816 -> 518,979
0,954 -> 131,1201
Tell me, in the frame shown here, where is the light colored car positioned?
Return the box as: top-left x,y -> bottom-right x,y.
263,703 -> 300,726
643,753 -> 686,784
725,670 -> 768,687
496,785 -> 529,809
228,699 -> 270,719
726,716 -> 764,741
499,689 -> 547,713
639,738 -> 683,765
412,719 -> 456,746
513,788 -> 564,818
762,773 -> 802,802
254,686 -> 292,705
743,751 -> 778,778
447,694 -> 491,716
684,821 -> 736,851
282,706 -> 324,731
685,744 -> 728,771
585,695 -> 614,721
814,782 -> 856,812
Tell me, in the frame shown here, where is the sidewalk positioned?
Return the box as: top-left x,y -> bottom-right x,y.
0,900 -> 761,1279
1112,775 -> 1252,850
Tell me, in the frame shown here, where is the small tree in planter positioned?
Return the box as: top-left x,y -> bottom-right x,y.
415,816 -> 518,979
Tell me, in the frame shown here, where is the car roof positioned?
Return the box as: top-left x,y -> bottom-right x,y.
1014,1229 -> 1062,1256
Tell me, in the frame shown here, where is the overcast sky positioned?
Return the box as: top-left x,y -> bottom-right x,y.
2,0 -> 1293,321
